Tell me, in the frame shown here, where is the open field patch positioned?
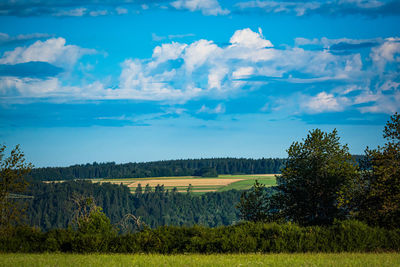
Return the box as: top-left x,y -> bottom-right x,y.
1,253 -> 399,267
73,174 -> 278,194
127,178 -> 243,188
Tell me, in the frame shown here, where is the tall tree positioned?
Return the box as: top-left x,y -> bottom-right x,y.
275,129 -> 358,225
0,144 -> 33,230
340,113 -> 400,228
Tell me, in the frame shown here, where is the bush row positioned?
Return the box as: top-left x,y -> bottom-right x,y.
1,220 -> 399,253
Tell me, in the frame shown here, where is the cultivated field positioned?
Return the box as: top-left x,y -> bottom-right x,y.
92,174 -> 277,194
1,253 -> 399,267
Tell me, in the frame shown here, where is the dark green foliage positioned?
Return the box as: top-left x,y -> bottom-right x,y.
340,113 -> 400,229
27,158 -> 286,181
236,180 -> 275,222
1,220 -> 399,253
274,129 -> 358,226
0,144 -> 32,232
25,180 -> 242,230
195,167 -> 218,177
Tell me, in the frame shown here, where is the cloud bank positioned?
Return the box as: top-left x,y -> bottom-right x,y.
0,28 -> 399,116
235,0 -> 400,17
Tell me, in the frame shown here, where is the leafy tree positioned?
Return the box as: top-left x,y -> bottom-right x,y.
275,129 -> 358,225
0,144 -> 33,230
236,180 -> 271,222
340,113 -> 400,228
71,195 -> 116,235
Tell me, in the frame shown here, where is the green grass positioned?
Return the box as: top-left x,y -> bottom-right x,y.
218,177 -> 277,191
1,253 -> 399,267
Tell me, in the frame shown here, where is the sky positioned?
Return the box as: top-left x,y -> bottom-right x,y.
0,0 -> 399,167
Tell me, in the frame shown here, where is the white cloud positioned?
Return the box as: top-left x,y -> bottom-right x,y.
0,76 -> 77,99
355,81 -> 400,114
115,7 -> 128,14
0,37 -> 96,68
338,0 -> 384,9
304,92 -> 348,113
197,103 -> 225,114
54,8 -> 87,17
208,65 -> 229,89
89,10 -> 108,16
117,59 -> 201,102
235,0 -> 391,16
236,1 -> 321,16
0,32 -> 51,45
295,36 -> 383,49
294,37 -> 320,46
171,0 -> 230,15
229,28 -> 273,49
152,33 -> 195,42
183,39 -> 221,73
370,38 -> 400,71
232,67 -> 254,79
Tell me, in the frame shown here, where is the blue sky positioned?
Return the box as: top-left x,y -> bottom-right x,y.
0,0 -> 399,167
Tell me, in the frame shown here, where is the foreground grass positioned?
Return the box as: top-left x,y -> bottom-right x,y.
1,253 -> 399,267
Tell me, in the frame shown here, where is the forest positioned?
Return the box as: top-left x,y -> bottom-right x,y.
25,180 -> 247,230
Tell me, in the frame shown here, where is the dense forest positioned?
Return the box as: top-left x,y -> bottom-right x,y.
25,180 -> 249,230
27,156 -> 364,181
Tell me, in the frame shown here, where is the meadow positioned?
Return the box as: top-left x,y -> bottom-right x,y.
1,253 -> 399,267
92,174 -> 277,194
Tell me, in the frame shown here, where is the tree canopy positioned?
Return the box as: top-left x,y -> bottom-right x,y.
340,113 -> 400,228
0,144 -> 32,231
274,129 -> 358,225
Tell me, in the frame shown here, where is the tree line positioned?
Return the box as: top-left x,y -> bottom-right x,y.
27,158 -> 286,181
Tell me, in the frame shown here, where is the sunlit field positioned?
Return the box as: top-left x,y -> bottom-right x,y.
1,253 -> 399,267
90,174 -> 277,193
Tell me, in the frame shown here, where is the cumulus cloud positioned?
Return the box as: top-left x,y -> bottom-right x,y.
355,81 -> 400,114
230,28 -> 273,49
370,38 -> 400,71
171,0 -> 230,15
0,29 -> 399,116
0,37 -> 96,68
303,92 -> 348,113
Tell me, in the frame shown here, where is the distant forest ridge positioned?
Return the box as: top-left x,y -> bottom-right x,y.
27,156 -> 365,181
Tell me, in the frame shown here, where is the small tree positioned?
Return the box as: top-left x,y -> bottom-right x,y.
0,144 -> 32,230
276,129 -> 358,225
71,194 -> 115,235
236,180 -> 271,222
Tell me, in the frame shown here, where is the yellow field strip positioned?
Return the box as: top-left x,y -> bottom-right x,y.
127,178 -> 243,188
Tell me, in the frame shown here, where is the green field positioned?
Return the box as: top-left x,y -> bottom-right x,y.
91,174 -> 277,194
1,253 -> 399,267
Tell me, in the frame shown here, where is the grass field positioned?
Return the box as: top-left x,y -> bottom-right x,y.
91,174 -> 277,194
1,253 -> 399,267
